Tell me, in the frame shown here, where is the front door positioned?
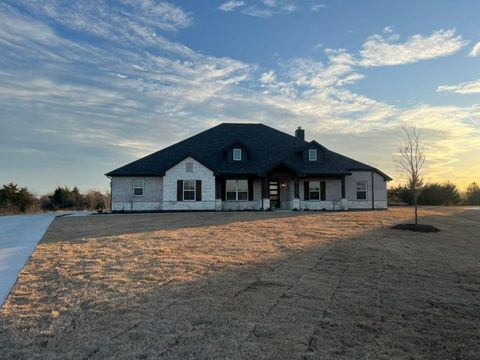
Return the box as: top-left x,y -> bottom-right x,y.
269,180 -> 280,209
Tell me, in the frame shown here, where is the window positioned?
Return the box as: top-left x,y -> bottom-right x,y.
226,179 -> 248,201
185,162 -> 193,173
233,148 -> 242,161
309,181 -> 320,200
133,179 -> 144,196
183,180 -> 196,201
356,181 -> 367,200
309,181 -> 326,200
309,149 -> 317,161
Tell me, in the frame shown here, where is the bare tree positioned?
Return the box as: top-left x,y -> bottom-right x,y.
395,125 -> 425,225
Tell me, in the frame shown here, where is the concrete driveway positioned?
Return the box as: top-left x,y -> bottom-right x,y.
0,212 -> 93,307
0,214 -> 57,306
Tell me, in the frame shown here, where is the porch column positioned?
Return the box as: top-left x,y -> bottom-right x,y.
292,177 -> 300,210
215,177 -> 222,211
340,176 -> 348,210
261,177 -> 270,210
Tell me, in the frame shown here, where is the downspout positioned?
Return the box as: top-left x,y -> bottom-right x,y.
371,171 -> 375,210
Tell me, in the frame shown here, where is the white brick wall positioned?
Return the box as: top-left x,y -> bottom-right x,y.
111,176 -> 162,211
299,178 -> 343,210
162,157 -> 216,211
110,169 -> 388,211
345,171 -> 387,209
222,201 -> 262,210
302,201 -> 339,211
299,178 -> 343,201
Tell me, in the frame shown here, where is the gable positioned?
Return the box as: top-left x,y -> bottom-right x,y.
165,157 -> 214,177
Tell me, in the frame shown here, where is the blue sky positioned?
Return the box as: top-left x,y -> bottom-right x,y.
1,0 -> 479,194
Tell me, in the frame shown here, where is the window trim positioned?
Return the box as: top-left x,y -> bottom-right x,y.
225,179 -> 249,201
356,181 -> 368,200
132,179 -> 144,197
308,148 -> 317,161
183,179 -> 196,201
233,148 -> 242,161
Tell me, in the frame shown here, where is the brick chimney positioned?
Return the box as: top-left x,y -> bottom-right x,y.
295,126 -> 305,141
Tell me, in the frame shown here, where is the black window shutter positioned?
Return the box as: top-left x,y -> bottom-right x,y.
177,180 -> 183,201
196,180 -> 202,201
321,181 -> 326,200
221,179 -> 226,200
304,181 -> 309,200
248,179 -> 254,201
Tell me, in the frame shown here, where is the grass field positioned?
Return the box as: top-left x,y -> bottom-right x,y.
1,208 -> 479,359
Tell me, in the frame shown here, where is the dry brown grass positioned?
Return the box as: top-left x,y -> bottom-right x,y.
1,208 -> 479,359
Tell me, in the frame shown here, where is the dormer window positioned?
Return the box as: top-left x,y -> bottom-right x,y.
308,149 -> 317,161
233,148 -> 242,161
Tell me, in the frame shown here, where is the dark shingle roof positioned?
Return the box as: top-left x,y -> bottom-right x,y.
105,123 -> 392,180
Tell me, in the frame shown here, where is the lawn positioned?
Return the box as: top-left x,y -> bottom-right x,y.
1,208 -> 479,359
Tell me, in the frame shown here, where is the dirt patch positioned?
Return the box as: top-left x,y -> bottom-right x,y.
392,223 -> 441,232
1,207 -> 479,359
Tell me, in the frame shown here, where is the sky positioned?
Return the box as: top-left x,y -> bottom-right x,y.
0,0 -> 479,195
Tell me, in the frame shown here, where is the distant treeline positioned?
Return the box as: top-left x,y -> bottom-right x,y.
0,183 -> 110,214
2,181 -> 479,214
388,181 -> 480,206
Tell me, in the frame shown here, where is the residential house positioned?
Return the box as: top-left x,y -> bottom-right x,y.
106,123 -> 391,211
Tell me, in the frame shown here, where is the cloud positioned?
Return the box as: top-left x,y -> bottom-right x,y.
259,70 -> 276,84
218,1 -> 245,12
1,3 -> 478,192
396,104 -> 480,183
242,7 -> 276,18
311,3 -> 326,11
383,26 -> 394,34
0,2 -> 255,192
262,0 -> 277,6
7,0 -> 192,47
312,43 -> 323,51
219,0 -> 297,18
469,42 -> 480,57
242,41 -> 480,186
437,79 -> 480,94
360,29 -> 467,67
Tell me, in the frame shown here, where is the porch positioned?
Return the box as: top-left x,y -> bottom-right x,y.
214,163 -> 349,211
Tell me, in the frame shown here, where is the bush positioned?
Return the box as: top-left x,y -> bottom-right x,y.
388,184 -> 413,205
465,182 -> 480,205
389,181 -> 462,206
52,186 -> 76,209
0,183 -> 36,214
418,182 -> 460,206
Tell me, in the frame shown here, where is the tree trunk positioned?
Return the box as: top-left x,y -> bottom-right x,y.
415,202 -> 418,225
413,190 -> 418,225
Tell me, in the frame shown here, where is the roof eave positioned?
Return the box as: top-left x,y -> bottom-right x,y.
105,172 -> 165,177
347,168 -> 393,182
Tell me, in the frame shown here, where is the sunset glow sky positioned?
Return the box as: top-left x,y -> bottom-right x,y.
1,1 -> 479,194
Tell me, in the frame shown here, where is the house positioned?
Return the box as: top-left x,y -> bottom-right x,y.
106,123 -> 392,212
